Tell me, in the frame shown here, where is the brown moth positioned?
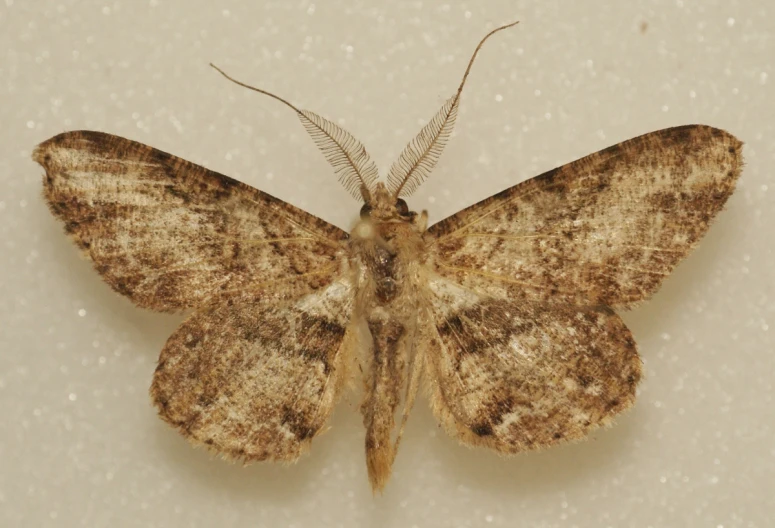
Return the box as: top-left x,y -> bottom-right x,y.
34,22 -> 743,493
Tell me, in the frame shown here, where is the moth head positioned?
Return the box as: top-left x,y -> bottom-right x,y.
360,182 -> 417,223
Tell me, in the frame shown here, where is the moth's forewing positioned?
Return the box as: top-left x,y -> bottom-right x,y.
427,125 -> 742,308
35,130 -> 348,312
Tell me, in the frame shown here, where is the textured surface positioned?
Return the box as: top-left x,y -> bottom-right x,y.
428,125 -> 742,307
425,275 -> 642,452
37,131 -> 347,311
2,1 -> 773,527
152,277 -> 354,462
32,124 -> 738,491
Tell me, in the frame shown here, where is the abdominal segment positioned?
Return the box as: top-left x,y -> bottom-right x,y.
361,316 -> 407,492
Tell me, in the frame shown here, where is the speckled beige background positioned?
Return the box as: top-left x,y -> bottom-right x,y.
1,1 -> 773,527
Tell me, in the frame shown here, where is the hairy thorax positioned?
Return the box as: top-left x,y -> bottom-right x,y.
348,200 -> 428,489
351,219 -> 425,308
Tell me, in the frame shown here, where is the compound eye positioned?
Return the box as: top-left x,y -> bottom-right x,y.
395,198 -> 409,216
360,203 -> 373,218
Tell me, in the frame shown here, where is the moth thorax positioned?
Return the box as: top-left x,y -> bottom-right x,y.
353,220 -> 376,240
373,246 -> 400,304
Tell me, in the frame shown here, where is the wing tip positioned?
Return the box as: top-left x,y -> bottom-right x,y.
699,124 -> 745,188
32,131 -> 80,172
32,138 -> 59,167
32,130 -> 109,164
681,123 -> 744,159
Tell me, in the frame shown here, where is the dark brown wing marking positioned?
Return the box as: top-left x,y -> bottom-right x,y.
150,276 -> 355,462
427,125 -> 743,308
35,131 -> 348,312
424,275 -> 641,452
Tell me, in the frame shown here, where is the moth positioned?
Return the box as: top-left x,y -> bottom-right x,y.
34,22 -> 743,493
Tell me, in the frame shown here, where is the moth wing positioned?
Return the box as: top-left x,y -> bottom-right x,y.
427,125 -> 743,308
151,274 -> 355,462
35,131 -> 347,312
424,275 -> 641,451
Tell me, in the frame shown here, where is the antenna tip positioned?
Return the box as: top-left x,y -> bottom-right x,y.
494,20 -> 520,32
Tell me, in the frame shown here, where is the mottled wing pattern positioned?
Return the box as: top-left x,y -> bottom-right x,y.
151,276 -> 355,462
35,131 -> 347,311
424,275 -> 641,451
427,126 -> 743,308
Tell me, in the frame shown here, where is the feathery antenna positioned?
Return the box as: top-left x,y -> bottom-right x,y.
387,21 -> 519,198
456,21 -> 519,101
211,63 -> 378,202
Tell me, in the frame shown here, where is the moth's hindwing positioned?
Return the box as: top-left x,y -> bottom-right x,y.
427,125 -> 743,308
423,275 -> 642,451
35,131 -> 348,312
151,276 -> 355,462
